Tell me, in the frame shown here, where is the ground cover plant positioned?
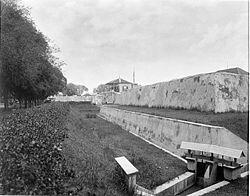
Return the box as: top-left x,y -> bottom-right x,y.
203,176 -> 249,196
63,102 -> 187,195
0,102 -> 75,195
111,105 -> 249,142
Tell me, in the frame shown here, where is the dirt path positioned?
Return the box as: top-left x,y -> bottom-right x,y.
62,103 -> 186,195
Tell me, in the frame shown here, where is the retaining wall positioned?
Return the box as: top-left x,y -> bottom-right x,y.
114,72 -> 248,113
100,106 -> 248,163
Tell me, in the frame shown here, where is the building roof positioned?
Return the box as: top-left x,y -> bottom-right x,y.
216,67 -> 248,75
106,78 -> 133,85
180,141 -> 245,159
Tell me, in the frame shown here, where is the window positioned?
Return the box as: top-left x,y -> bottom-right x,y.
123,86 -> 128,91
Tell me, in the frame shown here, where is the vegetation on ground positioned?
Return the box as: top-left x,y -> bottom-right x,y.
63,103 -> 186,195
112,105 -> 249,142
0,103 -> 187,195
203,176 -> 249,196
0,103 -> 75,195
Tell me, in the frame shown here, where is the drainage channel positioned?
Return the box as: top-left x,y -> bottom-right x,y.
178,171 -> 249,196
177,180 -> 227,196
177,185 -> 203,195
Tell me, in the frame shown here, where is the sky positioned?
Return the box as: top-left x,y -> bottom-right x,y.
21,0 -> 248,92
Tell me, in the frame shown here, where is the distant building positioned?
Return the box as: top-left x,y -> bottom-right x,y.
106,77 -> 136,93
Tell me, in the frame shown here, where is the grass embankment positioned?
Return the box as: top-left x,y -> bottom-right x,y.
203,176 -> 249,196
63,102 -> 186,195
111,105 -> 249,142
0,103 -> 75,195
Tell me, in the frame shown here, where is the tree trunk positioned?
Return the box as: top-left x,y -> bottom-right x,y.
3,94 -> 8,109
18,99 -> 22,108
25,100 -> 27,108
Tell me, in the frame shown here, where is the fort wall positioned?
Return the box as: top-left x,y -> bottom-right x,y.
114,72 -> 248,113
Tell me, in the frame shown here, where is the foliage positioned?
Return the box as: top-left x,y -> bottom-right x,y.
85,113 -> 96,118
203,176 -> 248,196
62,83 -> 88,96
93,84 -> 111,94
130,156 -> 164,189
0,0 -> 66,108
63,103 -> 186,195
111,165 -> 128,193
0,102 -> 75,195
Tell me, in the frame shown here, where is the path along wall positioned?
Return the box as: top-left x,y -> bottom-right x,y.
100,106 -> 248,163
114,72 -> 248,113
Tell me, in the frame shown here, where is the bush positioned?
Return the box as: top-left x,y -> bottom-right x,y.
111,165 -> 128,193
130,156 -> 164,189
0,103 -> 75,195
85,113 -> 97,118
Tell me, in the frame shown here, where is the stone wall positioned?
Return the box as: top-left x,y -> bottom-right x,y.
92,92 -> 118,105
54,95 -> 92,102
214,72 -> 249,112
100,106 -> 248,163
114,72 -> 248,113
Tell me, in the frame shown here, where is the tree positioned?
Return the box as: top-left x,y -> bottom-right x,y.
62,83 -> 88,96
93,84 -> 111,94
75,84 -> 88,95
0,0 -> 66,108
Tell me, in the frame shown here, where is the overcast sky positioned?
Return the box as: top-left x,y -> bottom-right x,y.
22,0 -> 248,92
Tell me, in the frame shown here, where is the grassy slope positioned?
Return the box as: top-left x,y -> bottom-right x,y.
63,103 -> 186,195
203,177 -> 249,196
111,105 -> 249,142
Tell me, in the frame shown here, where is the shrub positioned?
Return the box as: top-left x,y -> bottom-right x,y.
130,156 -> 164,189
0,103 -> 75,195
86,113 -> 97,118
111,164 -> 128,193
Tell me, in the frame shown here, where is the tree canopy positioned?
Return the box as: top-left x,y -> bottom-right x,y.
93,84 -> 111,94
62,83 -> 88,96
0,0 -> 67,108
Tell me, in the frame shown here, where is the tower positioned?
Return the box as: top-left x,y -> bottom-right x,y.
133,67 -> 135,84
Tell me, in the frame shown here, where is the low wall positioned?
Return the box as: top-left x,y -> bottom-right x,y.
153,172 -> 195,196
134,172 -> 195,196
114,72 -> 248,113
100,106 -> 248,163
54,95 -> 92,102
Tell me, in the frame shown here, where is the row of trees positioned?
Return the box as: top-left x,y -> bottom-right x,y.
62,83 -> 88,96
93,84 -> 111,94
0,0 -> 67,108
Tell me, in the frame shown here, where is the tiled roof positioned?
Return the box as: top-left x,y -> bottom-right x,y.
106,78 -> 132,85
180,141 -> 245,159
